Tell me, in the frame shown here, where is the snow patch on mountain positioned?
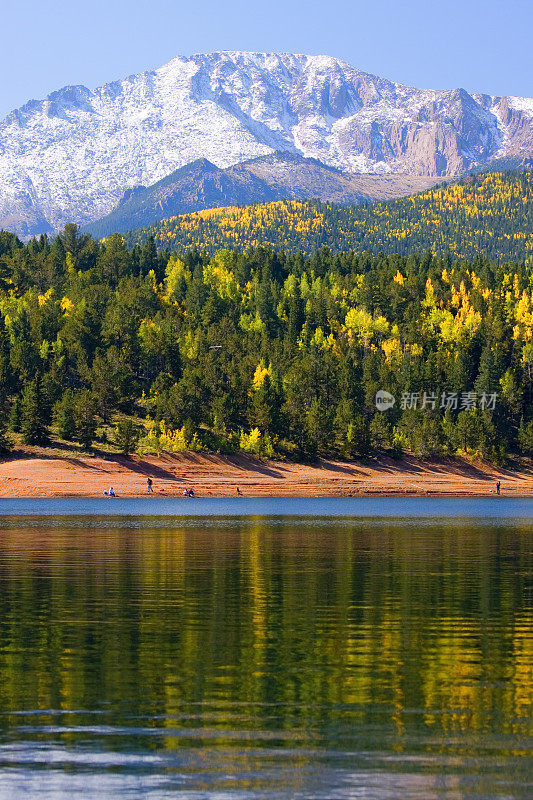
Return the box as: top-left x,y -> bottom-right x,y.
508,96 -> 533,115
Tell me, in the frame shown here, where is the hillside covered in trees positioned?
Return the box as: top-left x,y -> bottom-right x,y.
124,171 -> 533,263
0,223 -> 532,462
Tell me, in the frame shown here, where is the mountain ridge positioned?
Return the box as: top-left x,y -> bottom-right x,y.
85,152 -> 437,237
1,50 -> 533,238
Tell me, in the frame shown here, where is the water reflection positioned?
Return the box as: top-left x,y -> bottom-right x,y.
0,516 -> 530,799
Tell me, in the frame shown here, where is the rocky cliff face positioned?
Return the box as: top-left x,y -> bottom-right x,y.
1,51 -> 532,237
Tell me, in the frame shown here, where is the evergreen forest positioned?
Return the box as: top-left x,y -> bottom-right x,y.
0,214 -> 532,463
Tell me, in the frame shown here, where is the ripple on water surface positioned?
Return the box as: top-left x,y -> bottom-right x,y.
0,511 -> 530,798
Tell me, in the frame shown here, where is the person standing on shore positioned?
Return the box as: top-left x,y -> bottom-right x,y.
496,480 -> 501,495
147,478 -> 153,493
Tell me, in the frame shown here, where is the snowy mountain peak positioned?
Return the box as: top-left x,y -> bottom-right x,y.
1,50 -> 532,238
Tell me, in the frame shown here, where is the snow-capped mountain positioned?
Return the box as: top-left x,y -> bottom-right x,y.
1,51 -> 532,237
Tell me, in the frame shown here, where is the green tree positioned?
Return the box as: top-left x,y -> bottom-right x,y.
250,373 -> 281,435
455,410 -> 483,453
97,233 -> 131,284
139,236 -> 158,277
347,414 -> 371,458
0,393 -> 11,453
304,397 -> 330,459
441,409 -> 456,454
74,391 -> 99,449
114,419 -> 140,456
20,381 -> 47,445
369,414 -> 391,452
399,410 -> 444,457
518,420 -> 533,456
9,396 -> 22,433
419,416 -> 445,457
53,389 -> 77,441
40,373 -> 62,424
334,398 -> 355,456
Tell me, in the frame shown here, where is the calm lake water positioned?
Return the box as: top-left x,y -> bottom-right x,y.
0,499 -> 531,799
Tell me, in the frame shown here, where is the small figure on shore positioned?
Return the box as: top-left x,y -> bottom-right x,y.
147,477 -> 153,493
182,488 -> 195,497
236,487 -> 242,496
103,487 -> 116,497
496,480 -> 501,496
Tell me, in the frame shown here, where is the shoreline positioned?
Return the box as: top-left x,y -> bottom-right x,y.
0,452 -> 531,500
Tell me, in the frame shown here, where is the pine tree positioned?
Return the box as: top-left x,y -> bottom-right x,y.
53,389 -> 76,441
74,391 -> 99,450
287,283 -> 304,344
114,419 -> 140,456
370,414 -> 391,452
442,410 -> 456,454
0,393 -> 11,453
250,374 -> 280,435
0,319 -> 13,395
9,396 -> 22,433
455,410 -> 482,453
305,397 -> 329,459
20,381 -> 47,445
347,414 -> 371,458
140,236 -> 158,277
40,373 -> 62,425
518,420 -> 533,456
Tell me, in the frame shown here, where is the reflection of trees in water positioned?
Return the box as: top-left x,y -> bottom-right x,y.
0,519 -> 530,747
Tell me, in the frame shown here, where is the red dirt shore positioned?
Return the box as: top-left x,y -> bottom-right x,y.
0,452 -> 531,498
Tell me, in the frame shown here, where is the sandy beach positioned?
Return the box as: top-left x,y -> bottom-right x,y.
0,452 -> 531,499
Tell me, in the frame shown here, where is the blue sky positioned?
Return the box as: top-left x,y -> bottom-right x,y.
1,0 -> 531,120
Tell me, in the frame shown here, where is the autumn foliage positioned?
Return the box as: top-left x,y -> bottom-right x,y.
125,171 -> 533,264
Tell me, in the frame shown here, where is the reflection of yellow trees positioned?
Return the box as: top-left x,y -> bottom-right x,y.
421,620 -> 485,732
245,525 -> 268,664
510,616 -> 533,729
420,613 -> 532,739
0,521 -> 530,753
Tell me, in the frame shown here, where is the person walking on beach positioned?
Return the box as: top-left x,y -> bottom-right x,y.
147,478 -> 153,493
496,480 -> 501,495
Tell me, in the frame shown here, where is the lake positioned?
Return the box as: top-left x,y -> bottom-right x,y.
0,499 -> 531,799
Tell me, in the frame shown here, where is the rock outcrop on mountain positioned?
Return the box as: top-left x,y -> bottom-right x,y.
1,51 -> 532,237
